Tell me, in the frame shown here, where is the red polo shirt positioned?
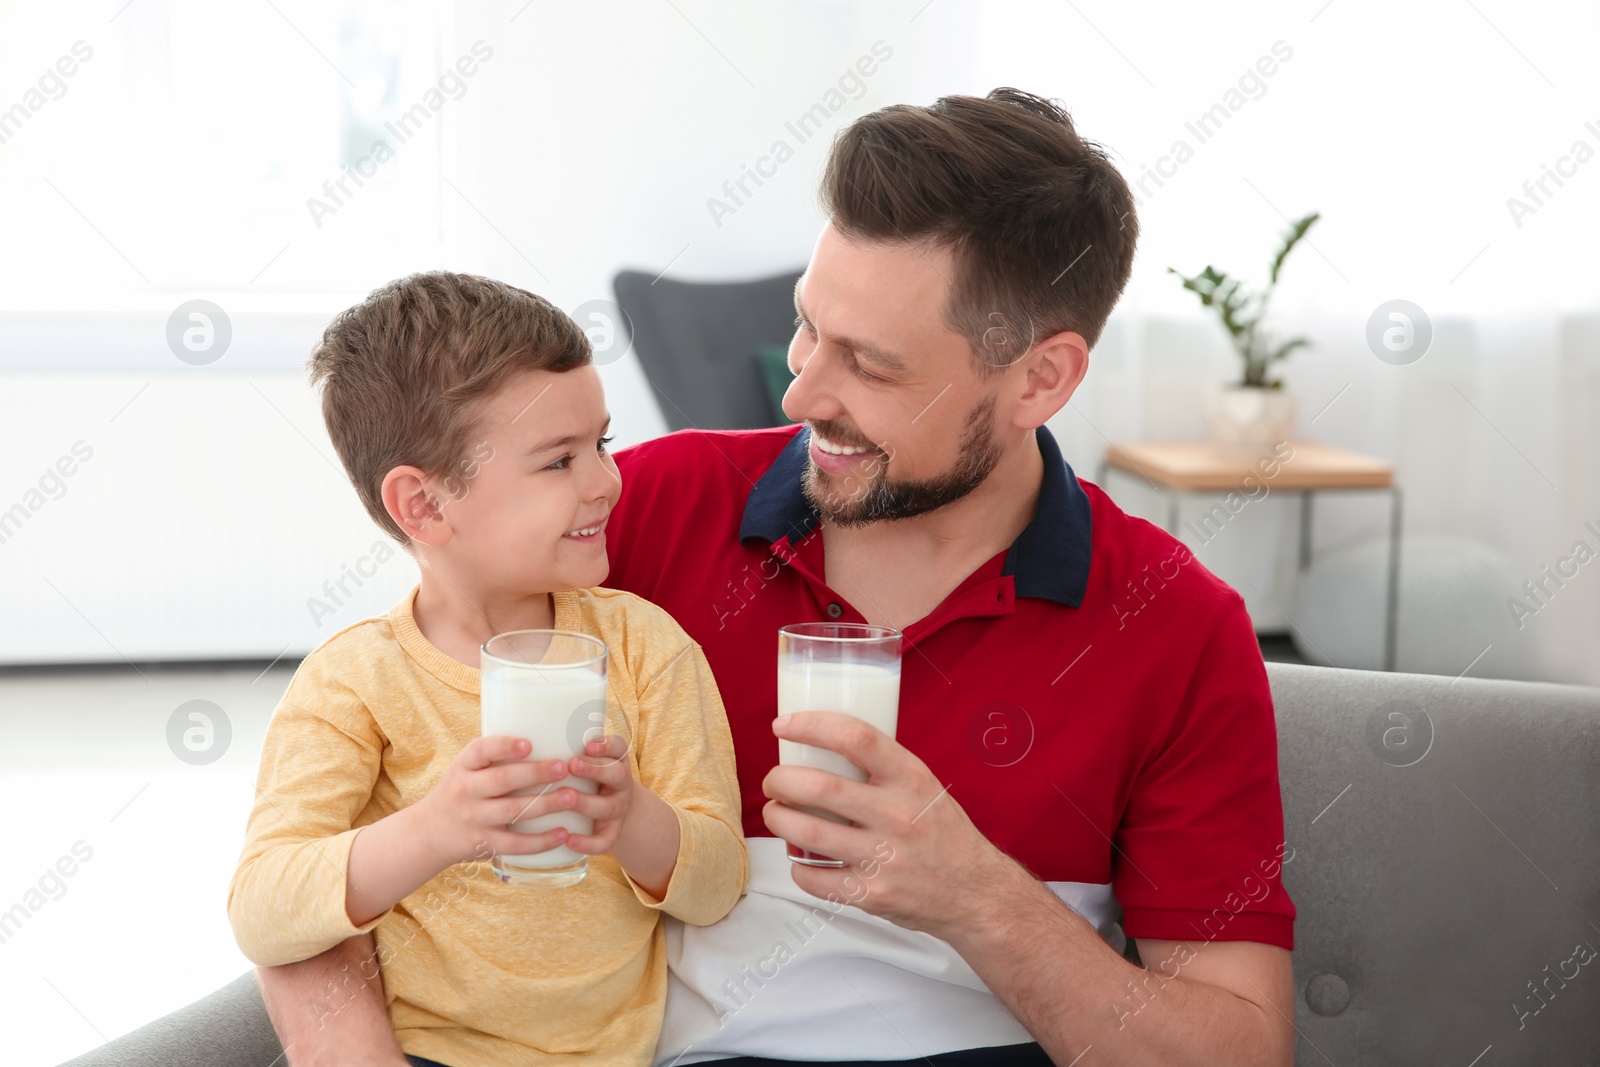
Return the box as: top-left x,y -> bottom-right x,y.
605,423 -> 1294,951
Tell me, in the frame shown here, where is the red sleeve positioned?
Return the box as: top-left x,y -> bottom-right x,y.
1112,593 -> 1296,950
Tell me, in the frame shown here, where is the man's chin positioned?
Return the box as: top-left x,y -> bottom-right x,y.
803,464 -> 878,526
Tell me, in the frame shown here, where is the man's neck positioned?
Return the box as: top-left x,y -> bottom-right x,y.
816,429 -> 1046,632
411,565 -> 556,665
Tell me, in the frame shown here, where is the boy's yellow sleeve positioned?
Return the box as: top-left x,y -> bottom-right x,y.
227,681 -> 388,966
622,640 -> 748,925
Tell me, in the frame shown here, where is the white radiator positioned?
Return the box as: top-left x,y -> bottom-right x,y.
0,370 -> 421,664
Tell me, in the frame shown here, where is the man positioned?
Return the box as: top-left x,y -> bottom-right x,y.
261,88 -> 1295,1066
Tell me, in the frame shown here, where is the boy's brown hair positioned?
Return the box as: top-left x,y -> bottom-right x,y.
308,271 -> 591,546
821,87 -> 1138,375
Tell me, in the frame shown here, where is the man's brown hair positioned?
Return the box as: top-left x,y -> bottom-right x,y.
820,87 -> 1138,374
308,271 -> 591,546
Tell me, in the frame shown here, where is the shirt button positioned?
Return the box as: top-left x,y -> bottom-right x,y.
826,602 -> 843,619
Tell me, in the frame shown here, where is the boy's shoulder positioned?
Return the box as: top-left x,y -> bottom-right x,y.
280,610 -> 406,710
302,608 -> 405,668
570,586 -> 701,682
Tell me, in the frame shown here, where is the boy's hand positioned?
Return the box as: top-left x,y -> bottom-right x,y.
561,735 -> 637,855
416,735 -> 581,866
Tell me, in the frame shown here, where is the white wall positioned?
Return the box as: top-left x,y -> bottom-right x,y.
2,0 -> 1597,683
0,1 -> 975,663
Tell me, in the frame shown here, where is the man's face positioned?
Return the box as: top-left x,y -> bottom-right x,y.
782,223 -> 1004,527
423,365 -> 621,593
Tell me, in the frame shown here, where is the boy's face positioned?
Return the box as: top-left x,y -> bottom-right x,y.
429,364 -> 620,595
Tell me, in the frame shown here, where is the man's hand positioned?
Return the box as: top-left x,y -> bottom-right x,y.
761,710 -> 1004,938
761,712 -> 1294,1067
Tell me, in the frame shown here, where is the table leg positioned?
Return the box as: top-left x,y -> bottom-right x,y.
1384,486 -> 1403,672
1299,491 -> 1314,572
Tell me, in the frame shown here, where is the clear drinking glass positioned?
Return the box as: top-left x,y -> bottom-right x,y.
480,630 -> 609,887
776,622 -> 903,867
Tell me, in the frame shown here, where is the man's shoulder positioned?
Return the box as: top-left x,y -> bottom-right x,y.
1077,477 -> 1246,626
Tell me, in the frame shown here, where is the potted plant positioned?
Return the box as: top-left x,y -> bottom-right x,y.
1168,211 -> 1319,454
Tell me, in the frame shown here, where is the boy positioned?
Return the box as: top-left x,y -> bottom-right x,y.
228,271 -> 748,1066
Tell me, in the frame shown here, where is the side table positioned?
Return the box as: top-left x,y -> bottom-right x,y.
1097,440 -> 1402,671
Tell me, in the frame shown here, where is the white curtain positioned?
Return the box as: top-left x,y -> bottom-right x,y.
1048,311 -> 1600,686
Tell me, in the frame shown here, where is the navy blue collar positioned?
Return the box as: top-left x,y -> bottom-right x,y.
738,424 -> 1092,608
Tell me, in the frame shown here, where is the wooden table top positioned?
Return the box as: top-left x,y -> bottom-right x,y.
1103,440 -> 1394,491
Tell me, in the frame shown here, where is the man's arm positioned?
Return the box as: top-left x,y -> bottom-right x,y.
257,934 -> 408,1067
763,712 -> 1295,1067
945,853 -> 1294,1066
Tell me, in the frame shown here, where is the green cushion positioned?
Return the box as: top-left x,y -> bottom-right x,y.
754,343 -> 798,424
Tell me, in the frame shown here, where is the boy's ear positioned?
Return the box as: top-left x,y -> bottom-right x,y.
382,465 -> 454,547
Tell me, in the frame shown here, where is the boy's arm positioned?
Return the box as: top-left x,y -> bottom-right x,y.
617,640 -> 748,925
559,732 -> 697,900
344,735 -> 573,925
229,698 -> 391,966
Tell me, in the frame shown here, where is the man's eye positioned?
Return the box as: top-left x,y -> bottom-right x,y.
795,315 -> 816,335
847,355 -> 884,383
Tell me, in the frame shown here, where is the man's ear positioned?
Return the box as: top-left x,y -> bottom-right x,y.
1014,328 -> 1089,430
382,465 -> 453,547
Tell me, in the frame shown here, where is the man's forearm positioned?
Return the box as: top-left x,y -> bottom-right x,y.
946,858 -> 1282,1067
258,933 -> 407,1067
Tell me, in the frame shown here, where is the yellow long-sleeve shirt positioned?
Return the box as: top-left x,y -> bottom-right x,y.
228,583 -> 748,1067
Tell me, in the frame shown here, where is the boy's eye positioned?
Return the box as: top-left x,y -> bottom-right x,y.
544,435 -> 613,471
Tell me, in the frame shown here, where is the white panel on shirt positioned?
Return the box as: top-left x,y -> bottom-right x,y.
652,837 -> 1123,1066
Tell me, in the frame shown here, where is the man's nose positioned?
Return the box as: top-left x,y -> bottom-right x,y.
781,336 -> 842,424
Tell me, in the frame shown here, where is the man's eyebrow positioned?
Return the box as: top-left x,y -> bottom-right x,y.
524,414 -> 612,455
793,287 -> 907,374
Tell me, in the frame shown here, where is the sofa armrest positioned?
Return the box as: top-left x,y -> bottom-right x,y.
57,972 -> 281,1067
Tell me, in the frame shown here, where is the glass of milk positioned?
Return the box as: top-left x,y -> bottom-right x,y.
480,630 -> 609,887
776,622 -> 902,867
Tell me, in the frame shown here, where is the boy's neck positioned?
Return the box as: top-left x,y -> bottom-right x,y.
412,576 -> 557,670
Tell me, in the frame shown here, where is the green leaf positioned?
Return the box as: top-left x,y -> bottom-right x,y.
1269,212 -> 1320,285
1267,337 -> 1311,363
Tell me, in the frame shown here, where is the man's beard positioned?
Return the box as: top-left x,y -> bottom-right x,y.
802,393 -> 1002,528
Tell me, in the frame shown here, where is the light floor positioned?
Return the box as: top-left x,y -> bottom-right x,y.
1,662 -> 297,1067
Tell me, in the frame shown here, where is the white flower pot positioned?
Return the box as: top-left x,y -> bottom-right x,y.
1205,384 -> 1297,455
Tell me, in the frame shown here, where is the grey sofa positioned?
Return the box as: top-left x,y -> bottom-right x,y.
62,662 -> 1600,1066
